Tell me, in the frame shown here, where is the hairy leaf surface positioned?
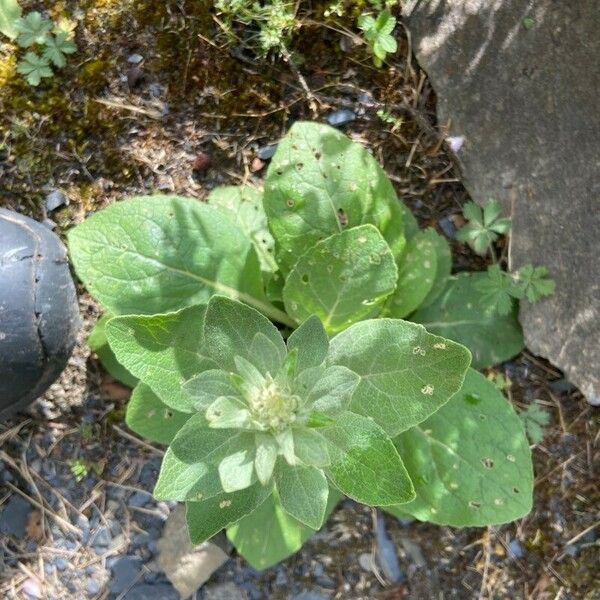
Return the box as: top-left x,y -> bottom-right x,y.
263,122 -> 404,272
106,305 -> 214,412
328,319 -> 471,436
321,412 -> 414,506
388,369 -> 533,526
283,225 -> 397,333
68,196 -> 269,316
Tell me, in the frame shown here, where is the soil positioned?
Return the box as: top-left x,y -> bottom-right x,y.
1,2 -> 598,599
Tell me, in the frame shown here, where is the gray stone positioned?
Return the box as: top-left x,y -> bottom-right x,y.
405,0 -> 600,404
44,190 -> 67,212
110,556 -> 143,594
122,583 -> 179,600
326,109 -> 356,127
0,495 -> 32,537
203,582 -> 248,600
156,505 -> 228,598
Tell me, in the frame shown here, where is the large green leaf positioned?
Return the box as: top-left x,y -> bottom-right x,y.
186,484 -> 272,544
207,185 -> 277,274
411,272 -> 524,368
68,195 -> 273,317
286,315 -> 329,373
0,0 -> 22,39
275,463 -> 329,529
126,383 -> 191,445
385,230 -> 437,318
227,487 -> 342,570
154,413 -> 255,501
202,295 -> 287,374
283,225 -> 397,333
106,305 -> 215,412
263,121 -> 404,272
321,412 -> 414,506
388,369 -> 533,526
88,314 -> 138,387
328,319 -> 471,436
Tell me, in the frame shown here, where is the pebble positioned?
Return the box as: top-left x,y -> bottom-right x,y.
45,190 -> 67,212
0,495 -> 32,537
357,552 -> 373,572
326,109 -> 356,127
91,526 -> 111,549
202,582 -> 248,600
293,592 -> 329,600
256,144 -> 278,160
52,558 -> 69,571
129,491 -> 151,508
508,538 -> 525,559
128,53 -> 144,64
87,579 -> 102,595
21,578 -> 42,599
438,216 -> 457,239
375,511 -> 405,583
110,556 -> 143,594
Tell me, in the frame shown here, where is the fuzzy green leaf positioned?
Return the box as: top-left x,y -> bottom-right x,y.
42,31 -> 76,68
328,319 -> 471,436
263,122 -> 405,272
292,429 -> 330,467
283,225 -> 398,333
412,272 -> 524,368
68,195 -> 270,317
184,369 -> 243,412
15,11 -> 52,46
207,185 -> 277,274
106,305 -> 215,412
385,230 -> 437,318
154,413 -> 255,501
227,488 -> 341,570
286,315 -> 329,373
126,383 -> 191,445
203,295 -> 287,374
321,411 -> 414,506
16,51 -> 52,86
88,314 -> 138,387
388,369 -> 533,526
300,365 -> 360,415
0,0 -> 22,39
275,463 -> 329,529
186,484 -> 272,544
254,433 -> 278,485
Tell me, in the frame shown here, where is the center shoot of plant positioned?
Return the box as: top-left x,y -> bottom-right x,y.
244,374 -> 301,432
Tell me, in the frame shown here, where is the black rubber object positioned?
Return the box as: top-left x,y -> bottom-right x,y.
0,208 -> 80,420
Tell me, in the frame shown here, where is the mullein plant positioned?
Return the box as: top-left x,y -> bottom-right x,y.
69,122 -> 535,568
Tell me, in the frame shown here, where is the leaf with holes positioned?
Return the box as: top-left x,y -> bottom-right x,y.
186,483 -> 272,544
126,383 -> 191,445
227,488 -> 342,570
263,121 -> 405,272
387,369 -> 533,526
207,185 -> 277,274
68,195 -> 282,320
283,225 -> 397,333
385,230 -> 437,318
328,319 -> 471,436
105,305 -> 216,412
412,272 -> 524,368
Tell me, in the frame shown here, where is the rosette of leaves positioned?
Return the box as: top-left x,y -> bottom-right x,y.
68,121 -> 534,568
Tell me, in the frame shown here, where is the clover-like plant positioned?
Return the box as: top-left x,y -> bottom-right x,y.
69,121 -> 534,568
0,1 -> 76,86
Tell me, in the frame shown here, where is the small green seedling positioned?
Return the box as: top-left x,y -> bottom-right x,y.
519,402 -> 551,445
0,1 -> 76,86
69,122 -> 534,568
357,10 -> 397,67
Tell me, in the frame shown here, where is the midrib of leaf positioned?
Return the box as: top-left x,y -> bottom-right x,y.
93,243 -> 296,327
415,319 -> 484,328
